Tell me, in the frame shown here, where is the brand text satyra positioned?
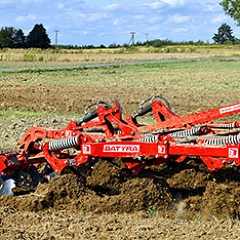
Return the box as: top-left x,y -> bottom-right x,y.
103,145 -> 140,153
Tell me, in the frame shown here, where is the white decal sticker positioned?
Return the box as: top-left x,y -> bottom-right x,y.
65,130 -> 72,137
158,145 -> 166,154
220,104 -> 240,114
103,145 -> 140,153
229,148 -> 239,158
82,144 -> 91,154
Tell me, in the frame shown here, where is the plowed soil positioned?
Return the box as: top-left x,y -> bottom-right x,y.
1,84 -> 240,239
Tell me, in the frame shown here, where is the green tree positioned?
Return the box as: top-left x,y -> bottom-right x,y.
13,29 -> 26,48
0,27 -> 13,48
212,23 -> 236,44
27,23 -> 51,48
0,27 -> 26,48
220,0 -> 240,26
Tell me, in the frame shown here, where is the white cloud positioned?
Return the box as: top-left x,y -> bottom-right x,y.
170,14 -> 191,23
81,31 -> 89,36
78,13 -> 86,19
148,16 -> 163,23
173,27 -> 189,33
133,15 -> 145,20
21,0 -> 43,3
113,17 -> 127,26
105,3 -> 121,11
98,32 -> 112,37
211,15 -> 227,24
202,3 -> 221,12
162,0 -> 185,7
0,0 -> 15,3
87,13 -> 107,22
142,1 -> 166,9
142,0 -> 185,9
146,24 -> 161,31
15,13 -> 37,22
57,3 -> 64,9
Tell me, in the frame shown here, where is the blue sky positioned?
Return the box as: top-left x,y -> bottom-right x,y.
0,0 -> 239,46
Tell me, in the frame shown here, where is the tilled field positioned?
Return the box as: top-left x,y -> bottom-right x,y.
1,85 -> 240,239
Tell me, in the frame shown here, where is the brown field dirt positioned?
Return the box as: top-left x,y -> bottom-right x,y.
1,84 -> 240,239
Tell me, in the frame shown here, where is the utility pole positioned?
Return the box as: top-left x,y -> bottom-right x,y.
54,30 -> 59,51
129,32 -> 136,46
145,33 -> 149,42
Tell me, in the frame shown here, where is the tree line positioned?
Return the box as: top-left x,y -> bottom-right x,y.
0,24 -> 51,49
0,22 -> 239,50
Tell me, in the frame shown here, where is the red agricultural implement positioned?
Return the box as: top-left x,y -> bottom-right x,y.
0,96 -> 240,195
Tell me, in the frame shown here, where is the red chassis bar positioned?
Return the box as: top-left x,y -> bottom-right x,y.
40,133 -> 240,176
138,102 -> 240,132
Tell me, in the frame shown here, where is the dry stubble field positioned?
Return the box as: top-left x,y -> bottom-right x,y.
1,48 -> 240,239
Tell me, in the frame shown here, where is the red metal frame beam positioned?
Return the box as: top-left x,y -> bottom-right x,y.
139,102 -> 240,132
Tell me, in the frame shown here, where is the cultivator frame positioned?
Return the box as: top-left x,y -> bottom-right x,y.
0,96 -> 240,195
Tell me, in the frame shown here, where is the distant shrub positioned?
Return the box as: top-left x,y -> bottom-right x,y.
38,55 -> 44,61
23,53 -> 36,62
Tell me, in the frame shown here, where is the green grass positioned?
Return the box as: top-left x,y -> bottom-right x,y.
0,109 -> 53,120
0,59 -> 239,90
